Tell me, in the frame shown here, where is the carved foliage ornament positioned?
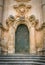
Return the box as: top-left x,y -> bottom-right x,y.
13,4 -> 31,16
13,4 -> 31,21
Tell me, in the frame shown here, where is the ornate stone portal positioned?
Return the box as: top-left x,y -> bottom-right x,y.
0,2 -> 45,55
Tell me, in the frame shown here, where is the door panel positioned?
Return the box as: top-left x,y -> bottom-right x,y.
15,24 -> 29,54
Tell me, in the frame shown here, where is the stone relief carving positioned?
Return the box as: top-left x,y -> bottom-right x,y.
0,22 -> 8,31
6,15 -> 15,27
13,3 -> 31,22
29,15 -> 45,30
13,3 -> 45,31
29,15 -> 38,27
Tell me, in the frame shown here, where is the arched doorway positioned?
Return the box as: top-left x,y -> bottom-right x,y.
15,24 -> 29,54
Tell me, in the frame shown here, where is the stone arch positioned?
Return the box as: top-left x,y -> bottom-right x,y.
15,24 -> 30,54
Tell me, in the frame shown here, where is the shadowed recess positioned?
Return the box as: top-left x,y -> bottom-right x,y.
15,24 -> 29,54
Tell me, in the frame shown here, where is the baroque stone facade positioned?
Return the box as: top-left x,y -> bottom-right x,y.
0,0 -> 45,55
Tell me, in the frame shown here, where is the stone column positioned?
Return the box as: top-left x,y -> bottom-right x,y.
0,0 -> 4,54
30,26 -> 36,55
41,0 -> 45,22
0,0 -> 4,22
41,0 -> 45,55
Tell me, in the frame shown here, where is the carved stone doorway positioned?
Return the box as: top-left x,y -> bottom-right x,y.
15,24 -> 29,54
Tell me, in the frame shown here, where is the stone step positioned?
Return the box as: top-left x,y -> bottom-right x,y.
0,54 -> 45,65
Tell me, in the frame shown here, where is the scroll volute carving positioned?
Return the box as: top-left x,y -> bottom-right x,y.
0,23 -> 8,31
0,15 -> 15,31
29,15 -> 38,27
29,15 -> 45,30
35,22 -> 45,31
42,22 -> 45,28
6,15 -> 15,27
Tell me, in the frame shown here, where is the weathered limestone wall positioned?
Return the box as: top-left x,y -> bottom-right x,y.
0,0 -> 4,54
0,0 -> 3,22
35,29 -> 44,55
41,0 -> 45,52
41,0 -> 45,23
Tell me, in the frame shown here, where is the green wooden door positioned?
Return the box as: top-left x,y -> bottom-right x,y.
15,24 -> 29,54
